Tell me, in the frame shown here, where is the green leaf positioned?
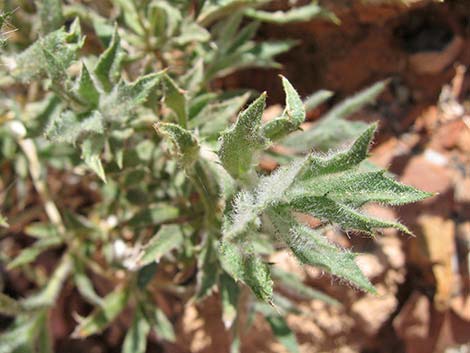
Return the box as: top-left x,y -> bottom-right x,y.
127,205 -> 180,228
75,63 -> 100,107
122,307 -> 150,353
100,72 -> 163,123
197,0 -> 268,26
265,313 -> 299,353
21,255 -> 72,309
12,19 -> 83,82
289,195 -> 411,235
36,311 -> 53,353
161,74 -> 188,128
0,314 -> 44,353
81,135 -> 106,182
288,170 -> 432,208
245,3 -> 338,24
195,236 -> 219,300
220,272 -> 240,328
0,293 -> 23,316
139,224 -> 184,266
207,40 -> 295,79
173,21 -> 210,45
270,211 -> 375,293
299,124 -> 377,179
272,268 -> 340,306
224,157 -> 306,240
262,76 -> 305,141
219,241 -> 273,303
148,1 -> 182,38
154,122 -> 199,166
144,303 -> 175,342
113,0 -> 144,35
0,214 -> 8,227
322,80 -> 387,123
24,222 -> 60,238
288,225 -> 375,292
41,46 -> 67,83
35,0 -> 64,33
72,286 -> 130,338
94,25 -> 123,92
303,90 -> 334,112
73,256 -> 103,306
283,81 -> 387,151
8,235 -> 63,269
190,93 -> 250,138
46,110 -> 104,144
137,263 -> 158,289
218,93 -> 268,179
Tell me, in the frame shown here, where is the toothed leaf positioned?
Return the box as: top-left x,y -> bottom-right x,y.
81,135 -> 106,182
154,122 -> 199,166
94,26 -> 123,92
262,76 -> 305,141
219,241 -> 273,302
218,93 -> 268,179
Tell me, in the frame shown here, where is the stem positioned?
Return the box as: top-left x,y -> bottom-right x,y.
12,126 -> 65,235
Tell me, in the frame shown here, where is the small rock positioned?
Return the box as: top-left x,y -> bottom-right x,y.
356,254 -> 385,281
393,291 -> 431,346
418,215 -> 456,311
424,148 -> 448,167
351,285 -> 398,336
401,155 -> 452,194
379,236 -> 405,269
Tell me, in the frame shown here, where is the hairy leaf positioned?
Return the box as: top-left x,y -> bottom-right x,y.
0,214 -> 8,227
220,272 -> 240,328
122,307 -> 150,353
283,81 -> 387,151
8,235 -> 63,269
0,293 -> 23,316
269,211 -> 375,293
218,93 -> 268,179
258,303 -> 300,353
21,255 -> 72,309
75,63 -> 100,108
73,256 -> 103,306
46,110 -> 104,144
195,236 -> 219,300
100,72 -> 163,123
272,268 -> 340,306
145,304 -> 175,342
219,241 -> 273,302
94,26 -> 123,92
262,76 -> 305,141
161,74 -> 188,128
288,170 -> 432,207
154,122 -> 199,166
290,195 -> 411,235
190,93 -> 250,138
72,286 -> 130,338
0,314 -> 44,353
12,19 -> 83,81
197,0 -> 268,26
81,135 -> 106,182
245,2 -> 338,24
139,225 -> 185,266
35,0 -> 64,33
